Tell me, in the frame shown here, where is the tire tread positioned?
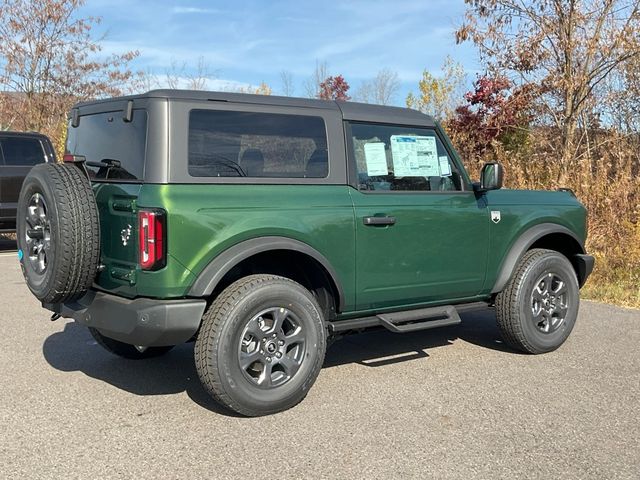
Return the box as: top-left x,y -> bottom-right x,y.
495,248 -> 578,354
194,274 -> 325,416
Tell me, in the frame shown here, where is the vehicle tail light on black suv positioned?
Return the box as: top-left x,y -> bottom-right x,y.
138,209 -> 166,270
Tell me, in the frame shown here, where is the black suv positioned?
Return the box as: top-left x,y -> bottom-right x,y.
0,132 -> 55,232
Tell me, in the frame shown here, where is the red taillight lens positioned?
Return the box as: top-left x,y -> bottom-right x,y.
62,154 -> 86,163
138,210 -> 166,270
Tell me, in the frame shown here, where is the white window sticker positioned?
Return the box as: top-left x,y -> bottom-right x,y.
363,142 -> 388,176
438,156 -> 452,176
390,135 -> 439,176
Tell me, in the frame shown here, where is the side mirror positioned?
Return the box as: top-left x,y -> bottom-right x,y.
479,162 -> 504,191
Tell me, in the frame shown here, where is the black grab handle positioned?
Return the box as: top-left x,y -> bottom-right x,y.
363,216 -> 396,226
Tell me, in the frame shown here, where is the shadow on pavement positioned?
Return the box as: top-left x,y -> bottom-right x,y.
325,307 -> 520,368
42,307 -> 519,415
42,321 -> 239,416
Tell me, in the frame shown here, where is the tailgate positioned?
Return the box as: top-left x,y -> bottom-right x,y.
93,182 -> 142,296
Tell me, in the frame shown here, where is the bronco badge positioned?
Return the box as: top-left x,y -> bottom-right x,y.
121,224 -> 132,246
491,211 -> 501,224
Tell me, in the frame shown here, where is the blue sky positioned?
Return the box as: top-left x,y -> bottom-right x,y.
84,0 -> 480,105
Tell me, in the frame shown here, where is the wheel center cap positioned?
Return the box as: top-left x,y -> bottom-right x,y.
266,341 -> 277,354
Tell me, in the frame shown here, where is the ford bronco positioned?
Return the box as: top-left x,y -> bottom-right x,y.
17,90 -> 594,416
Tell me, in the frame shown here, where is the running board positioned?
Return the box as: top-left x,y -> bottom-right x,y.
328,305 -> 461,334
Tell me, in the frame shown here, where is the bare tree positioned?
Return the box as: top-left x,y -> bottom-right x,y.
0,0 -> 139,135
280,70 -> 295,96
138,67 -> 160,92
303,60 -> 328,98
164,59 -> 186,89
164,56 -> 214,90
457,0 -> 640,178
354,68 -> 400,105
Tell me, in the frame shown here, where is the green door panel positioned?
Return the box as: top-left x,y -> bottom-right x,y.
350,189 -> 489,310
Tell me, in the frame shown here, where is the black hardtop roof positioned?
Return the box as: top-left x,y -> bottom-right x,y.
0,130 -> 51,139
73,89 -> 436,127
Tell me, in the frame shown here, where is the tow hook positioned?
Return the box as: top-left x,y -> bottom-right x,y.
50,313 -> 61,322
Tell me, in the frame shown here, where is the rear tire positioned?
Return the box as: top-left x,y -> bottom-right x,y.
194,274 -> 326,416
89,328 -> 174,359
17,163 -> 100,303
495,248 -> 580,354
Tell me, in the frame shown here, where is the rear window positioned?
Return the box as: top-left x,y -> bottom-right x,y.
188,110 -> 328,178
66,110 -> 148,181
0,137 -> 45,166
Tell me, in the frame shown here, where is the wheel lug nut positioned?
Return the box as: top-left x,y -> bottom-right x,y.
276,352 -> 281,358
278,340 -> 284,346
266,357 -> 272,362
260,349 -> 264,354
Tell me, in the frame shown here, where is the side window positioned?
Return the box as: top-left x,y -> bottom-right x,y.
0,137 -> 45,166
349,122 -> 463,192
188,110 -> 328,178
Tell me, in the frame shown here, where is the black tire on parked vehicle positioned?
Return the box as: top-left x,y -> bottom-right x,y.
495,248 -> 580,354
194,274 -> 327,417
17,163 -> 100,304
89,327 -> 174,359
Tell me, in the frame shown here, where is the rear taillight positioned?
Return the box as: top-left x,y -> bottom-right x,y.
138,210 -> 166,270
62,154 -> 86,163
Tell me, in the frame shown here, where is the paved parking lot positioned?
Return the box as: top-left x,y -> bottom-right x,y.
0,248 -> 638,479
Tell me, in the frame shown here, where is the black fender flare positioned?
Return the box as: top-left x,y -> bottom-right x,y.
188,236 -> 345,311
491,223 -> 586,294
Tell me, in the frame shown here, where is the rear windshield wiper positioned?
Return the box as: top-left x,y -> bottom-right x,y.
86,158 -> 136,180
85,158 -> 121,169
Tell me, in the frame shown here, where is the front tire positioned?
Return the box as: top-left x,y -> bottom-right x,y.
194,274 -> 326,416
495,248 -> 580,354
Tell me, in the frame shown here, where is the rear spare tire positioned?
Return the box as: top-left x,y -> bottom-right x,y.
17,163 -> 100,304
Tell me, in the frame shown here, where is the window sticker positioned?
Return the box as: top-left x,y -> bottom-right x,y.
438,156 -> 452,176
390,135 -> 439,176
363,142 -> 388,176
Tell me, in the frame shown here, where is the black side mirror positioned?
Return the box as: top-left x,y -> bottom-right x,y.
479,162 -> 504,191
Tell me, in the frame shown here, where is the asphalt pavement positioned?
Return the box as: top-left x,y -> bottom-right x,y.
0,250 -> 638,479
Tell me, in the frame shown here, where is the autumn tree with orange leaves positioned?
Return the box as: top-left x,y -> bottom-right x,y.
0,0 -> 139,151
456,0 -> 640,182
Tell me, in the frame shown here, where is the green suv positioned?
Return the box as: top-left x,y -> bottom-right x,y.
17,90 -> 594,416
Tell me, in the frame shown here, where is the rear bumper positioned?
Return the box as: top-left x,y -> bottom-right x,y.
573,254 -> 595,288
45,290 -> 206,347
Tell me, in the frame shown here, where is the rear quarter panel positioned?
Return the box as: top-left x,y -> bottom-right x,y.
136,184 -> 356,303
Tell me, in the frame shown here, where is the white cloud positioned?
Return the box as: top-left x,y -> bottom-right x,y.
172,6 -> 220,15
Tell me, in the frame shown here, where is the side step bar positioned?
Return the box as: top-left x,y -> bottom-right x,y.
328,305 -> 461,334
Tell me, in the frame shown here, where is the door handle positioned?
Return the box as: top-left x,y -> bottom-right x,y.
363,216 -> 396,226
